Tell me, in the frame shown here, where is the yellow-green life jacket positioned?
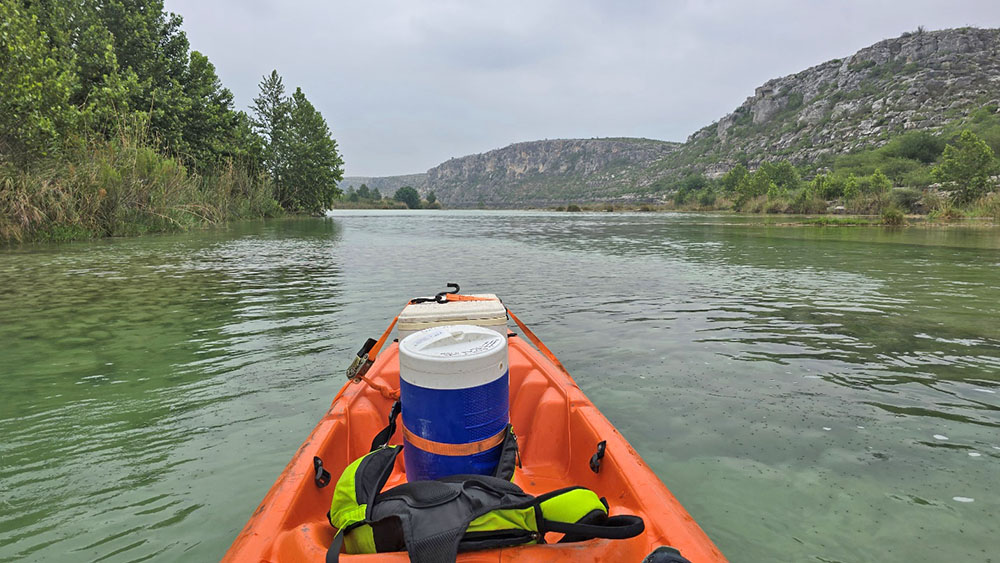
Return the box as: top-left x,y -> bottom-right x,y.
325,445 -> 644,563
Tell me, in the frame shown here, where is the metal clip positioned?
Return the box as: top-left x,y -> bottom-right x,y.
347,338 -> 377,382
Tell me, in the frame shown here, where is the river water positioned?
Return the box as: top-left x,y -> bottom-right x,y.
1,211 -> 998,562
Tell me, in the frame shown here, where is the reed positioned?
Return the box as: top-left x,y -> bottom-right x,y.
1,129 -> 281,243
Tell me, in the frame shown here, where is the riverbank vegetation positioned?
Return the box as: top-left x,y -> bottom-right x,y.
0,0 -> 343,243
647,112 -> 1000,223
330,184 -> 441,209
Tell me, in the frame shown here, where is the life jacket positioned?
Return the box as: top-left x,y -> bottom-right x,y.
326,438 -> 645,563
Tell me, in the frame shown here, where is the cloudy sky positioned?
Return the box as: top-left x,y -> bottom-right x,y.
164,0 -> 999,176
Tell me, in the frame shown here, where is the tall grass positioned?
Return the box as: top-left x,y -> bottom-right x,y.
1,127 -> 281,243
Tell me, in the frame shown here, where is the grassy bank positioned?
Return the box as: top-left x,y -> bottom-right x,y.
1,137 -> 281,243
328,199 -> 410,210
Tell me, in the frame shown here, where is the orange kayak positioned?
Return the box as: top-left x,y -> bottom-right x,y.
223,314 -> 727,562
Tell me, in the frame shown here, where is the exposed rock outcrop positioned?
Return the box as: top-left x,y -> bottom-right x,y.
688,27 -> 1000,173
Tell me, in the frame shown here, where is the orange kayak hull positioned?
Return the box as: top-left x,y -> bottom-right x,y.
223,334 -> 727,562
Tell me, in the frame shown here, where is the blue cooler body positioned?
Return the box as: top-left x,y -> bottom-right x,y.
398,325 -> 509,481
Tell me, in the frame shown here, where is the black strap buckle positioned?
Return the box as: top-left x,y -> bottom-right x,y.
370,400 -> 402,451
410,283 -> 461,304
313,456 -> 331,488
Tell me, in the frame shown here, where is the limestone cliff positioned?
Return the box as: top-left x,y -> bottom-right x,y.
351,27 -> 1000,206
680,27 -> 1000,177
425,138 -> 678,206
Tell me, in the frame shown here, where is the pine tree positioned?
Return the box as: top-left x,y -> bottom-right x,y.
281,88 -> 344,212
250,70 -> 290,198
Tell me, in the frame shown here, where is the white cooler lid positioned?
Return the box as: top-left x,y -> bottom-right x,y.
398,294 -> 507,325
399,325 -> 508,384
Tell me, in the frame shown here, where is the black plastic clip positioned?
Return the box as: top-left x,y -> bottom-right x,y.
589,440 -> 607,474
313,456 -> 331,488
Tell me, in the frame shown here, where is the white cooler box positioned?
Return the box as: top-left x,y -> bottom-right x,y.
396,294 -> 508,341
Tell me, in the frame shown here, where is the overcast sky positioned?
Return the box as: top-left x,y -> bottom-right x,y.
164,1 -> 999,176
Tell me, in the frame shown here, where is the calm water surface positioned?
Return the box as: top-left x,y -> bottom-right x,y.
1,211 -> 998,562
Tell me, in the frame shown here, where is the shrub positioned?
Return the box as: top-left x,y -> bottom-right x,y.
880,207 -> 906,225
846,193 -> 888,215
921,190 -> 947,212
884,131 -> 945,163
788,188 -> 828,214
900,167 -> 935,187
566,204 -> 582,212
890,188 -> 923,213
929,205 -> 966,221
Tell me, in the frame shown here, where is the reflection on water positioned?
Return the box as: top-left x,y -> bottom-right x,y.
1,211 -> 998,562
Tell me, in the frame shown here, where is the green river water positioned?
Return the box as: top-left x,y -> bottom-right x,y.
1,211 -> 998,562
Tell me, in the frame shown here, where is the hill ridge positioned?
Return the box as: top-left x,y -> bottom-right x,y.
348,27 -> 1000,206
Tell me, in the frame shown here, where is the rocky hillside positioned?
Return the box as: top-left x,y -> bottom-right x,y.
670,26 -> 1000,180
351,27 -> 1000,206
425,138 -> 679,206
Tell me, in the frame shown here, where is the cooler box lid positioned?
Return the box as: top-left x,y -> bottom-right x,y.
397,294 -> 507,330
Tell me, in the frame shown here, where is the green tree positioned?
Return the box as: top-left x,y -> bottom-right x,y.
0,1 -> 78,163
250,70 -> 290,188
280,87 -> 344,212
394,186 -> 421,209
224,110 -> 267,172
869,169 -> 892,194
720,165 -> 747,193
759,161 -> 801,191
933,130 -> 998,204
357,184 -> 371,200
371,187 -> 381,201
426,191 -> 437,205
843,175 -> 861,200
179,51 -> 236,170
736,169 -> 771,200
96,0 -> 191,150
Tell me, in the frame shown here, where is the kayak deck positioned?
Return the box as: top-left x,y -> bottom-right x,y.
224,334 -> 726,562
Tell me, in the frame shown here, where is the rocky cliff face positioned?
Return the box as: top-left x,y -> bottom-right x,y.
352,27 -> 1000,205
425,138 -> 679,206
683,27 -> 1000,175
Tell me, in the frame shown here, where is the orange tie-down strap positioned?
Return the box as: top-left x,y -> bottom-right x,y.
401,422 -> 507,456
366,294 -> 494,359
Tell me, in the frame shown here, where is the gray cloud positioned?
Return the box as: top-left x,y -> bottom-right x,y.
165,0 -> 1000,176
